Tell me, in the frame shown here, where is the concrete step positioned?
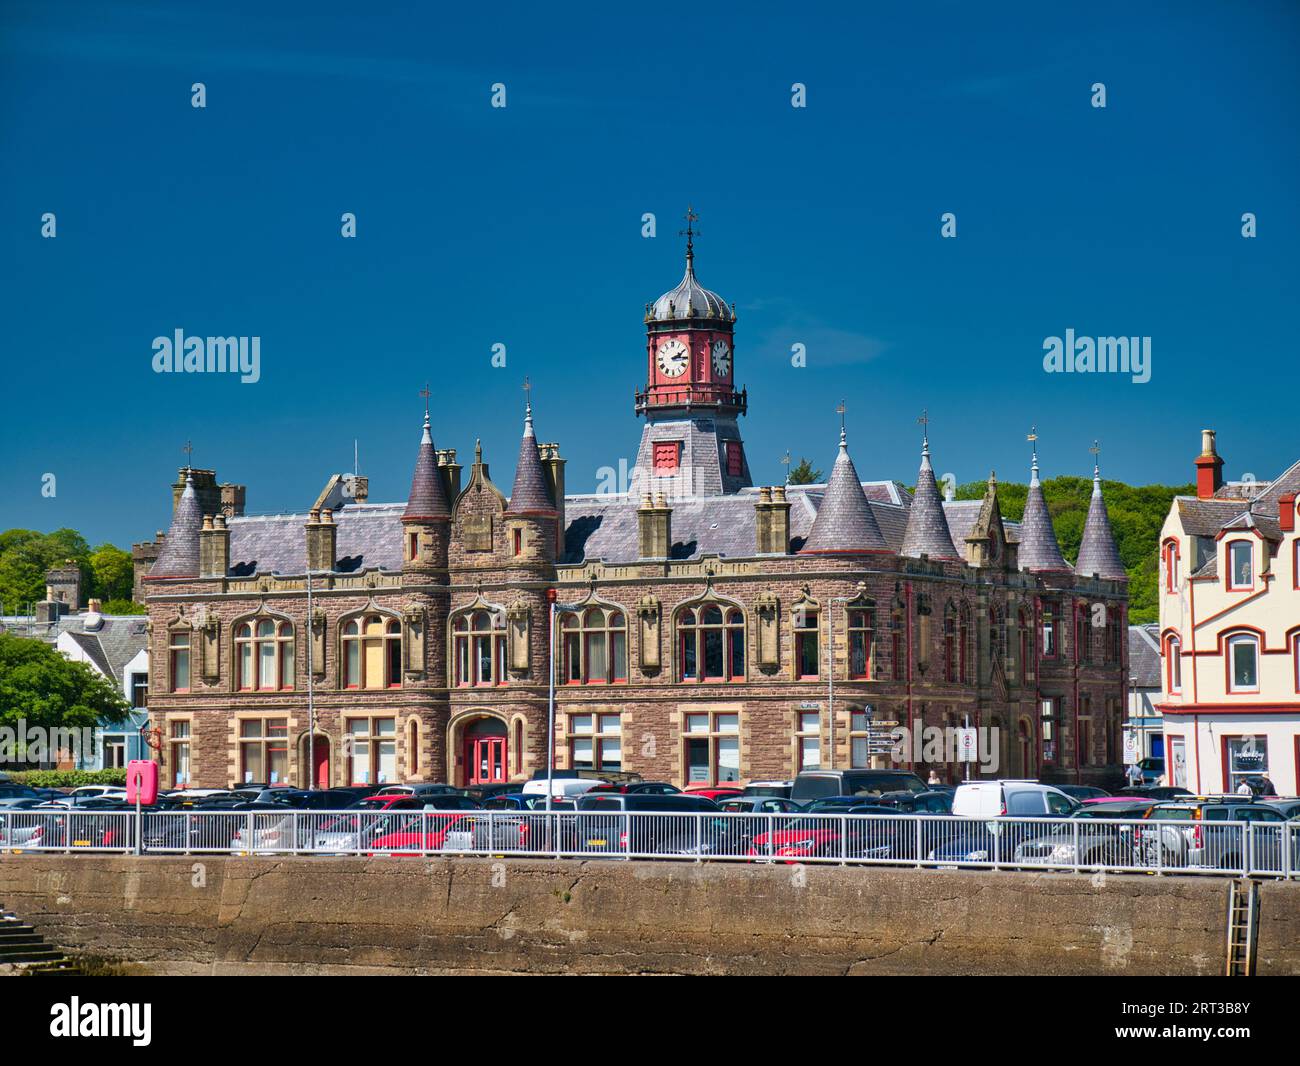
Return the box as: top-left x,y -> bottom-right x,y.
0,933 -> 42,947
0,947 -> 65,964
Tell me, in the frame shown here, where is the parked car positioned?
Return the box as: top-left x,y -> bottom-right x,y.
742,780 -> 794,799
373,783 -> 465,799
589,781 -> 683,796
790,770 -> 928,805
717,797 -> 803,814
521,777 -> 604,802
951,780 -> 1079,818
874,789 -> 952,814
1114,786 -> 1192,801
460,781 -> 524,803
66,785 -> 128,801
1054,784 -> 1111,801
1012,800 -> 1155,867
0,784 -> 44,808
570,793 -> 720,855
1134,757 -> 1164,786
748,808 -> 914,861
1261,798 -> 1300,820
1135,798 -> 1287,871
679,784 -> 742,801
367,813 -> 477,854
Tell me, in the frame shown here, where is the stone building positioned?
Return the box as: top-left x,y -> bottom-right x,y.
139,237 -> 1129,791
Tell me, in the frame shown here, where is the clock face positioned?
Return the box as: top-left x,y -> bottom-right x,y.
711,339 -> 732,376
656,338 -> 689,378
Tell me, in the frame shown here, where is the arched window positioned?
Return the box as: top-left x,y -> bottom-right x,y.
1165,633 -> 1182,693
343,614 -> 402,689
235,618 -> 295,691
1019,609 -> 1034,682
406,719 -> 420,776
958,602 -> 972,682
451,610 -> 507,687
560,606 -> 628,684
1162,539 -> 1180,592
168,629 -> 191,693
679,604 -> 745,682
847,604 -> 874,679
943,603 -> 958,683
1225,632 -> 1260,692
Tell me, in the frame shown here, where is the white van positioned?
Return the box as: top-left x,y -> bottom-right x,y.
521,777 -> 603,802
952,780 -> 1078,818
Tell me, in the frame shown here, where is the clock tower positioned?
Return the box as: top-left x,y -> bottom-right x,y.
631,208 -> 751,498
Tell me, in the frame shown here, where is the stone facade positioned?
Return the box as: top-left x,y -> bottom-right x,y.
139,244 -> 1129,792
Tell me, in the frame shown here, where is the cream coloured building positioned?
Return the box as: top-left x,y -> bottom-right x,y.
1157,430 -> 1300,795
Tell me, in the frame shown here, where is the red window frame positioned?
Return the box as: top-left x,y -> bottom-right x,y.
653,441 -> 681,472
1226,540 -> 1253,591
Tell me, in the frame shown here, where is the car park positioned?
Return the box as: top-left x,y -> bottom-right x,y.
748,807 -> 915,861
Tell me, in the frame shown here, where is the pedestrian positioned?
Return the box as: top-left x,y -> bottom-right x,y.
1126,762 -> 1143,788
1236,780 -> 1253,797
927,769 -> 940,786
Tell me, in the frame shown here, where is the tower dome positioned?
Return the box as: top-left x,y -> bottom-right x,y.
648,210 -> 733,322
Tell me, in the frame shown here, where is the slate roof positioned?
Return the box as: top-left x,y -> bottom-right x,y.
900,441 -> 960,560
227,504 -> 405,575
505,407 -> 556,514
800,434 -> 888,554
1128,624 -> 1161,689
403,417 -> 450,520
62,615 -> 149,680
1174,497 -> 1251,537
148,473 -> 202,578
1075,471 -> 1127,580
1018,456 -> 1071,572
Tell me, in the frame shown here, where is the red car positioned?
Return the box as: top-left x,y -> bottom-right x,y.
682,785 -> 744,801
367,813 -> 474,855
748,817 -> 845,860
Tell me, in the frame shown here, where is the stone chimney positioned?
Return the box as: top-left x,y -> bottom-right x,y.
637,493 -> 673,560
1195,429 -> 1224,500
539,442 -> 567,555
755,485 -> 792,554
199,513 -> 231,577
221,482 -> 247,517
437,448 -> 462,503
305,508 -> 338,572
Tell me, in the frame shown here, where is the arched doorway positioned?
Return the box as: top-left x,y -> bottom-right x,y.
299,734 -> 331,789
458,716 -> 508,788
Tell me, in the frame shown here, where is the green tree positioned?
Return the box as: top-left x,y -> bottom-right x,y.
0,528 -> 91,614
0,632 -> 129,733
89,543 -> 135,602
788,458 -> 823,485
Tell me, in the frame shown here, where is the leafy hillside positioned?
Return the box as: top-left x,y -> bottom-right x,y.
0,529 -> 143,616
953,477 -> 1192,624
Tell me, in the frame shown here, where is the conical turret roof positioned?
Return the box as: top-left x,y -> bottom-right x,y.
801,429 -> 888,553
148,471 -> 203,578
505,401 -> 555,515
901,435 -> 959,560
1075,465 -> 1126,580
1017,445 -> 1070,572
403,413 -> 451,521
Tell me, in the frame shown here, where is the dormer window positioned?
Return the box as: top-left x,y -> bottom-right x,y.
1227,540 -> 1253,590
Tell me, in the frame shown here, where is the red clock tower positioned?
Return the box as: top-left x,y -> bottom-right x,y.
632,208 -> 751,497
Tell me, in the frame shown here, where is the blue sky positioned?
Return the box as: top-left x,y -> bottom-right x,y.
2,0 -> 1297,547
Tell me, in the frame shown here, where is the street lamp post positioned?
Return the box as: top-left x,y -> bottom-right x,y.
545,589 -> 584,812
305,569 -> 320,790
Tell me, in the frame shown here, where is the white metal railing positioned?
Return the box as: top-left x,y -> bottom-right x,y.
1,808 -> 1297,878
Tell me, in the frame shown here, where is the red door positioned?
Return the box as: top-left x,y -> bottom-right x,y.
465,737 -> 506,786
314,740 -> 330,789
